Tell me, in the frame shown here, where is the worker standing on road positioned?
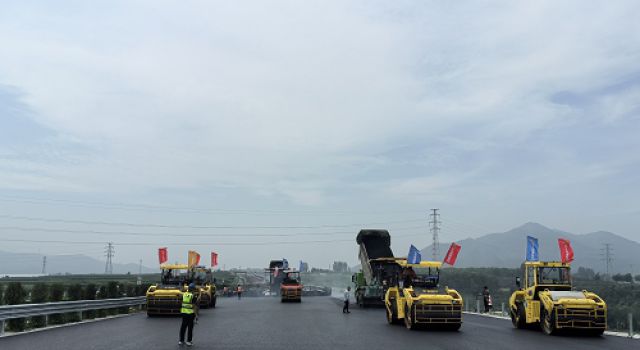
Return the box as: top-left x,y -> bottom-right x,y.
343,286 -> 351,314
179,283 -> 198,347
483,286 -> 493,313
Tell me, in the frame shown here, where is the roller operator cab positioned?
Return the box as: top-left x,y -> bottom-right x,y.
509,261 -> 607,335
384,259 -> 463,330
146,264 -> 189,316
190,265 -> 217,309
280,270 -> 302,302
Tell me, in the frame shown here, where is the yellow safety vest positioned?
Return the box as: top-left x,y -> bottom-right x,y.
181,292 -> 194,314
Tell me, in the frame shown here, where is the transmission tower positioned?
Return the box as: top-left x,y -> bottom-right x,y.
41,256 -> 47,274
429,209 -> 440,261
600,243 -> 613,280
104,242 -> 115,274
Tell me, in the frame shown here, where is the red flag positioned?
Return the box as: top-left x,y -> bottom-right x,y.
158,247 -> 168,264
443,243 -> 461,266
558,238 -> 574,263
211,252 -> 218,267
188,250 -> 201,268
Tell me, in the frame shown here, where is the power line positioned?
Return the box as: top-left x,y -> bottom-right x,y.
0,225 -> 424,237
0,195 -> 423,216
0,214 -> 423,230
0,232 -> 426,247
429,209 -> 440,261
600,243 -> 613,280
104,242 -> 114,274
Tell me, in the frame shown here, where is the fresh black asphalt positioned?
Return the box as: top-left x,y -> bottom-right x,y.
0,296 -> 633,349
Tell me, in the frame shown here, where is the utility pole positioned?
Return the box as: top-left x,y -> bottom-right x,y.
600,243 -> 613,281
104,242 -> 114,274
138,259 -> 143,275
429,209 -> 440,261
41,256 -> 47,275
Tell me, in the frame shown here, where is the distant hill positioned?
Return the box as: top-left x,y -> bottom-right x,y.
0,251 -> 157,275
420,222 -> 640,274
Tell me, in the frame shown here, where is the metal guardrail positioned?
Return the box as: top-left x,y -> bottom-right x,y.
0,296 -> 146,336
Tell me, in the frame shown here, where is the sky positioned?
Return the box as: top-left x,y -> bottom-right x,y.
0,1 -> 639,270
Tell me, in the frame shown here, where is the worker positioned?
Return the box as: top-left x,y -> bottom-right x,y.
237,284 -> 243,299
403,267 -> 416,288
342,286 -> 351,314
483,286 -> 493,313
179,283 -> 198,347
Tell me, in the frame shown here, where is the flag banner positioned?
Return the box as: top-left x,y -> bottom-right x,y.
408,244 -> 422,264
558,238 -> 574,263
274,266 -> 279,277
299,260 -> 303,272
283,258 -> 289,269
443,243 -> 461,266
526,236 -> 539,261
188,250 -> 201,268
158,247 -> 168,264
211,252 -> 218,267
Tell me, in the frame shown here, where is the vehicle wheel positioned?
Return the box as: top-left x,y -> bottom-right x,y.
541,309 -> 557,335
404,305 -> 417,330
386,300 -> 400,325
511,304 -> 526,329
587,329 -> 605,337
211,297 -> 216,308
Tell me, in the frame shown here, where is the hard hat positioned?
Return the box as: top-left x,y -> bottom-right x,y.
189,283 -> 196,290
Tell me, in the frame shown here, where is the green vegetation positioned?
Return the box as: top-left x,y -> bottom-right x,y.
4,283 -> 27,331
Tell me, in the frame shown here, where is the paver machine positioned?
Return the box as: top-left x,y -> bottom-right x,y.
385,259 -> 463,330
352,229 -> 402,307
146,263 -> 189,316
280,269 -> 302,302
509,261 -> 607,335
190,265 -> 217,308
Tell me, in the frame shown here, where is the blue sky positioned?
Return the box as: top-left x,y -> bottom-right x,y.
0,1 -> 639,269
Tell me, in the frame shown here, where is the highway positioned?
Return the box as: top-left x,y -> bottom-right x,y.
1,296 -> 633,350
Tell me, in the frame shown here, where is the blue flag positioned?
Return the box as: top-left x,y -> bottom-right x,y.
282,258 -> 289,269
408,245 -> 422,264
526,236 -> 539,261
299,260 -> 303,272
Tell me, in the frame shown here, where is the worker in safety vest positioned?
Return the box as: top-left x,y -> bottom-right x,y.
179,283 -> 198,346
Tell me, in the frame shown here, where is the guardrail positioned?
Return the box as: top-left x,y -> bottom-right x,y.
0,296 -> 146,336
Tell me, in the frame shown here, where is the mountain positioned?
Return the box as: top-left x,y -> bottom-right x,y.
0,251 -> 157,275
421,222 -> 640,273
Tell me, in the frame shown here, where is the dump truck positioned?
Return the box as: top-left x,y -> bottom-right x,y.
280,269 -> 302,302
146,263 -> 189,316
190,265 -> 217,308
509,261 -> 606,335
353,229 -> 401,307
385,259 -> 463,330
266,260 -> 287,296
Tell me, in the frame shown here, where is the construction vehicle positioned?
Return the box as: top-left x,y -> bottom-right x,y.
280,269 -> 302,302
353,229 -> 402,307
266,260 -> 287,296
385,259 -> 463,330
509,261 -> 606,335
146,264 -> 189,316
190,265 -> 217,308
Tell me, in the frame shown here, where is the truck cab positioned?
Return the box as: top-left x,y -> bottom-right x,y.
280,270 -> 302,302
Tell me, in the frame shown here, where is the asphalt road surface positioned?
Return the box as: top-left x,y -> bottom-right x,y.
1,296 -> 634,350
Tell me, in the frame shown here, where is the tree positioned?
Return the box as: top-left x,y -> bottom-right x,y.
66,284 -> 84,322
30,284 -> 49,328
4,283 -> 26,331
83,284 -> 97,319
48,283 -> 65,325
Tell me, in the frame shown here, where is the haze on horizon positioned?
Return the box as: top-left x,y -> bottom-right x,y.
1,1 -> 639,269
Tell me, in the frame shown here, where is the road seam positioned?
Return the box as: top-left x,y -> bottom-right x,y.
0,312 -> 141,338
